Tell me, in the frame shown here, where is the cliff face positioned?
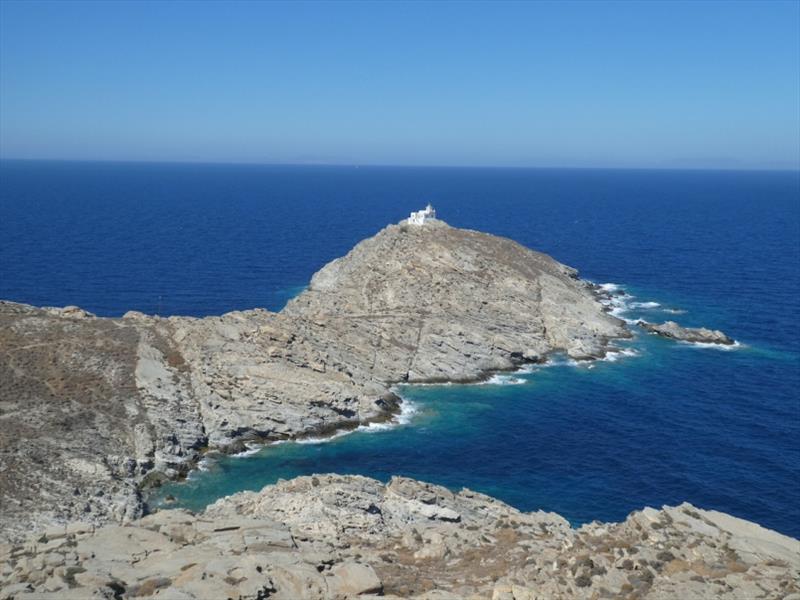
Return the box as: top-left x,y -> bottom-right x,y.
284,220 -> 627,380
2,475 -> 798,599
1,217 -> 627,539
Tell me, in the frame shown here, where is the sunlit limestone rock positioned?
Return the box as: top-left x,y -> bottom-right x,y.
1,211 -> 629,539
2,475 -> 797,599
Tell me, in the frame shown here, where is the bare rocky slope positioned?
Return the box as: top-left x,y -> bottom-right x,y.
2,475 -> 798,599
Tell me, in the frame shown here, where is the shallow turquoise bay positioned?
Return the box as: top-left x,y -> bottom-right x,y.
149,299 -> 799,537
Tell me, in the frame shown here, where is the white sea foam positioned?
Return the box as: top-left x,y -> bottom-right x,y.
522,346 -> 640,371
357,398 -> 419,433
185,458 -> 211,480
595,282 -> 641,324
356,422 -> 394,433
679,340 -> 742,351
598,282 -> 623,293
609,307 -> 639,325
294,397 -> 420,443
522,356 -> 580,371
482,374 -> 527,385
630,301 -> 661,309
663,308 -> 687,314
599,348 -> 639,362
231,444 -> 262,458
295,429 -> 354,445
395,398 -> 419,424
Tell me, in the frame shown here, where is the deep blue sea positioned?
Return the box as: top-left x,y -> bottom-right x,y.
1,160 -> 798,538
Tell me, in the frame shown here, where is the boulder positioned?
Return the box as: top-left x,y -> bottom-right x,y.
328,562 -> 383,596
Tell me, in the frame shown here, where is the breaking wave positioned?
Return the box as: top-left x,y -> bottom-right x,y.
598,282 -> 623,293
596,282 -> 674,323
630,301 -> 661,309
482,374 -> 527,385
231,445 -> 263,457
679,340 -> 743,351
599,348 -> 640,362
295,397 -> 420,444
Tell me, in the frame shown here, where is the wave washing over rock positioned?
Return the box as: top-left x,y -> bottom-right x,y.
0,211 -> 780,599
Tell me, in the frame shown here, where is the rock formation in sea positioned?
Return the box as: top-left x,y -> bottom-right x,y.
0,216 -> 628,540
2,475 -> 798,599
637,320 -> 735,345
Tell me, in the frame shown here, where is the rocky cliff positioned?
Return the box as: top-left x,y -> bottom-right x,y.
0,218 -> 627,541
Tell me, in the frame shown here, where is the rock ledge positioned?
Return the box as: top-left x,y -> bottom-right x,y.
1,475 -> 797,600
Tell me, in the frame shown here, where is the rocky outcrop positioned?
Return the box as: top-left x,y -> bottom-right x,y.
638,320 -> 735,345
2,475 -> 797,599
283,220 -> 629,369
0,217 -> 629,540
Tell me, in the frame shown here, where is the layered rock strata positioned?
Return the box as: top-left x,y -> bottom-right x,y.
638,320 -> 735,345
0,218 -> 628,540
1,475 -> 797,600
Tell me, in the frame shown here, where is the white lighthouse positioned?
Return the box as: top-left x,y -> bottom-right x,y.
407,203 -> 437,225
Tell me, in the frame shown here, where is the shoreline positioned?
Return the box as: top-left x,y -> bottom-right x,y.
144,335 -> 649,515
0,220 -> 738,546
142,279 -> 749,518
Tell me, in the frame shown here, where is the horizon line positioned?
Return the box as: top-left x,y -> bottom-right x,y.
1,156 -> 798,174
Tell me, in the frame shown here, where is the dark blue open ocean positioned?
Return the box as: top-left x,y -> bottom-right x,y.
1,160 -> 798,537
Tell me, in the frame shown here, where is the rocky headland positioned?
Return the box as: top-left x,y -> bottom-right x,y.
0,217 -> 628,541
1,214 -> 793,599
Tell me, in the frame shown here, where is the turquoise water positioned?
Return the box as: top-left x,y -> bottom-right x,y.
1,162 -> 798,536
149,289 -> 798,536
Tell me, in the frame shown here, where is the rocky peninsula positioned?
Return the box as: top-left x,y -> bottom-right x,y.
0,217 -> 627,540
1,214 -> 793,599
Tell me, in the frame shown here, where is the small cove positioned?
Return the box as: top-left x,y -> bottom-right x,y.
147,293 -> 799,537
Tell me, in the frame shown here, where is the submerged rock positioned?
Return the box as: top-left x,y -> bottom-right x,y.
1,474 -> 797,599
638,320 -> 734,345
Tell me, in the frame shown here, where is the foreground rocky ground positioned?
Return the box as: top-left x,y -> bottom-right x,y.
1,218 -> 629,540
2,475 -> 798,599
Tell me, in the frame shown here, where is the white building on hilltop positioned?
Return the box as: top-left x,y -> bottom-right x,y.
407,203 -> 437,225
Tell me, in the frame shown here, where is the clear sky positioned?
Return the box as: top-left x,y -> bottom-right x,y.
1,0 -> 798,169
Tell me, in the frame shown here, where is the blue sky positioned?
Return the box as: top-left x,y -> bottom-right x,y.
1,1 -> 798,169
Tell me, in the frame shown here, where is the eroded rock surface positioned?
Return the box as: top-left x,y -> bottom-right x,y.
638,320 -> 735,345
0,218 -> 627,540
1,475 -> 797,599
